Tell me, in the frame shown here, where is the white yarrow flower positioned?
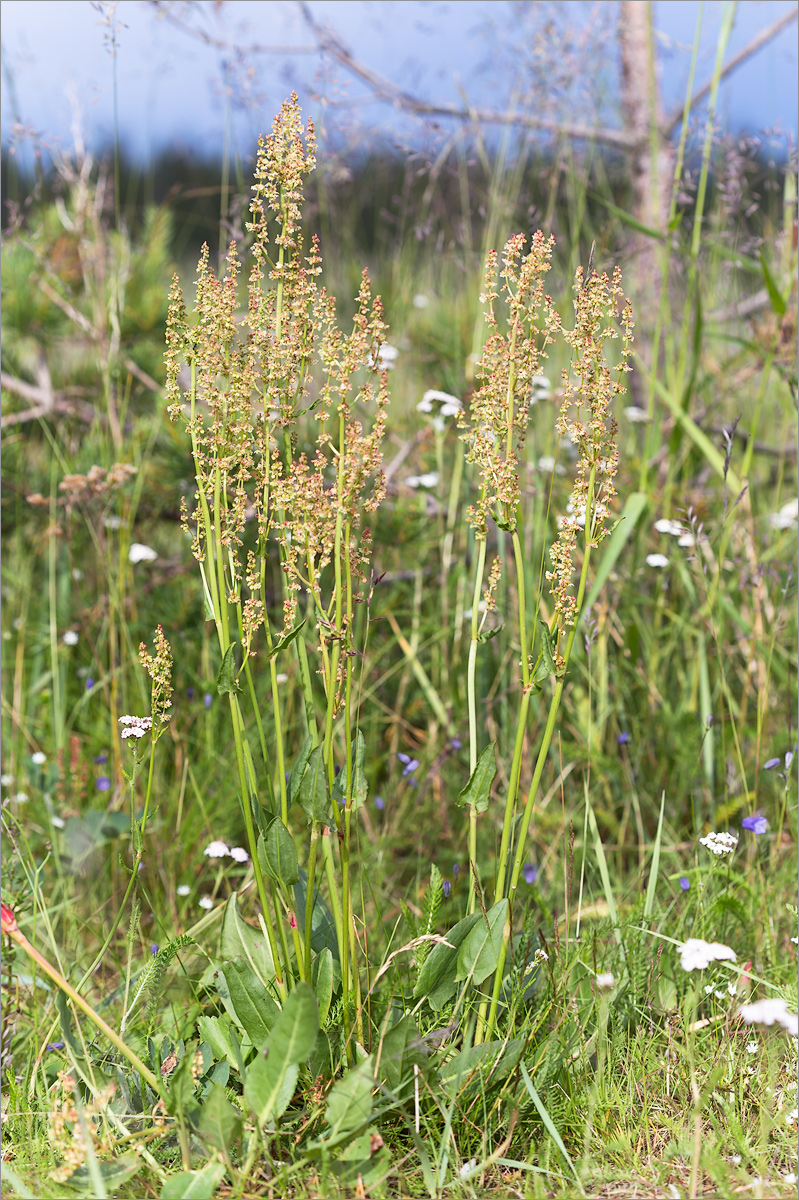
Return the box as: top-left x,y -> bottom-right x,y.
176,884 -> 191,896
406,472 -> 440,490
596,972 -> 615,989
31,752 -> 46,766
129,543 -> 158,564
412,293 -> 430,309
677,533 -> 696,547
679,938 -> 737,972
769,498 -> 798,530
62,630 -> 79,646
119,715 -> 153,739
12,791 -> 29,803
51,815 -> 65,828
203,841 -> 229,859
229,846 -> 249,863
459,1159 -> 478,1179
646,553 -> 670,568
738,997 -> 799,1037
198,896 -> 214,910
654,518 -> 683,536
0,774 -> 13,787
699,830 -> 738,856
623,405 -> 650,423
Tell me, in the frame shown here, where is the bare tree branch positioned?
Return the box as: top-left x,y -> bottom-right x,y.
664,5 -> 798,136
150,0 -> 317,56
297,2 -> 636,149
1,372 -> 95,426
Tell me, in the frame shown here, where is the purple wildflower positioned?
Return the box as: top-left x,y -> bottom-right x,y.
443,880 -> 451,899
86,677 -> 94,690
186,687 -> 195,699
374,795 -> 385,811
764,758 -> 781,770
398,752 -> 419,778
741,815 -> 768,835
523,863 -> 538,885
453,863 -> 459,879
203,693 -> 212,709
617,732 -> 630,745
150,943 -> 159,955
679,876 -> 690,891
93,753 -> 108,764
450,738 -> 462,751
95,776 -> 111,792
47,1042 -> 65,1051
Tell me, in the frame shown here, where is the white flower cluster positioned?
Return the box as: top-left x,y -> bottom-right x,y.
653,517 -> 695,548
679,937 -> 737,972
738,997 -> 799,1037
119,715 -> 153,739
699,830 -> 738,856
203,841 -> 249,863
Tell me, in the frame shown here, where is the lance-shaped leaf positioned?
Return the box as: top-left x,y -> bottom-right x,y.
456,744 -> 496,815
220,960 -> 280,1050
413,912 -> 481,1010
295,746 -> 333,825
257,820 -> 299,889
332,731 -> 368,812
216,642 -> 240,695
268,618 -> 306,659
244,983 -> 318,1127
455,898 -> 508,985
312,947 -> 334,1027
220,893 -> 275,987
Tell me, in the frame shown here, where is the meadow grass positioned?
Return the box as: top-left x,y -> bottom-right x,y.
1,67 -> 797,1200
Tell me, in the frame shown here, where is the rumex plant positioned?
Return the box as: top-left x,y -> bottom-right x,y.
164,95 -> 389,1040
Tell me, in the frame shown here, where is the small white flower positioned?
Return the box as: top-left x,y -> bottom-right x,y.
51,815 -> 65,828
769,498 -> 798,530
623,405 -> 650,423
646,553 -> 670,568
728,1154 -> 742,1165
791,936 -> 798,945
727,982 -> 737,996
406,472 -> 439,490
714,989 -> 726,1000
176,884 -> 191,896
459,1158 -> 478,1179
198,896 -> 214,910
412,293 -> 430,309
129,543 -> 158,564
275,673 -> 288,685
699,830 -> 738,856
229,846 -> 249,863
786,1112 -> 798,1128
119,715 -> 153,741
746,1041 -> 759,1053
31,752 -> 46,766
677,533 -> 696,547
679,938 -> 737,972
738,997 -> 799,1037
704,984 -> 716,995
62,630 -> 79,646
537,455 -> 566,475
784,1170 -> 797,1183
596,972 -> 615,989
417,389 -> 462,417
534,948 -> 549,964
463,600 -> 487,620
0,774 -> 13,788
654,518 -> 683,536
204,841 -> 229,859
72,568 -> 84,581
12,791 -> 29,803
102,515 -> 126,530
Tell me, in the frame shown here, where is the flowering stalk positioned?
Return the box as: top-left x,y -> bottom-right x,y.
483,264 -> 633,1041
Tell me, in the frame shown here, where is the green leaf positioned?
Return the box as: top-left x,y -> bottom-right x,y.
539,622 -> 559,677
477,623 -> 504,644
66,1156 -> 141,1194
376,1015 -> 427,1096
520,1062 -> 582,1191
413,912 -> 481,1009
197,1015 -> 243,1075
216,643 -> 240,695
321,1056 -> 374,1146
644,790 -> 666,921
455,898 -> 508,985
220,960 -> 280,1050
296,746 -> 333,824
760,249 -> 787,315
312,948 -> 334,1026
333,731 -> 368,811
289,736 -> 314,807
197,1082 -> 242,1151
160,1162 -> 226,1200
583,492 -> 649,614
258,820 -> 300,888
244,983 -> 318,1126
294,867 -> 340,962
456,744 -> 496,815
439,1037 -> 524,1097
220,892 -> 275,987
268,618 -> 306,659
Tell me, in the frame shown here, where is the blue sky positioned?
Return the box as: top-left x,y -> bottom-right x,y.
1,1 -> 796,165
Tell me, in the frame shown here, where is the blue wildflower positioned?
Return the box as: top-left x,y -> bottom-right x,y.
374,795 -> 385,811
443,880 -> 451,899
47,1042 -> 65,1051
93,753 -> 108,764
764,758 -> 781,770
150,943 -> 159,955
186,687 -> 195,700
617,732 -> 630,745
452,863 -> 459,879
741,815 -> 768,835
95,776 -> 111,792
203,693 -> 212,709
86,677 -> 94,690
679,876 -> 690,891
523,863 -> 538,885
398,752 -> 419,778
450,738 -> 462,751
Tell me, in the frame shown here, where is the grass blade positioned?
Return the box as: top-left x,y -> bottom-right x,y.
644,791 -> 666,921
519,1062 -> 583,1195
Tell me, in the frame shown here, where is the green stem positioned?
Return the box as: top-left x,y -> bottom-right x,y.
466,531 -> 488,913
